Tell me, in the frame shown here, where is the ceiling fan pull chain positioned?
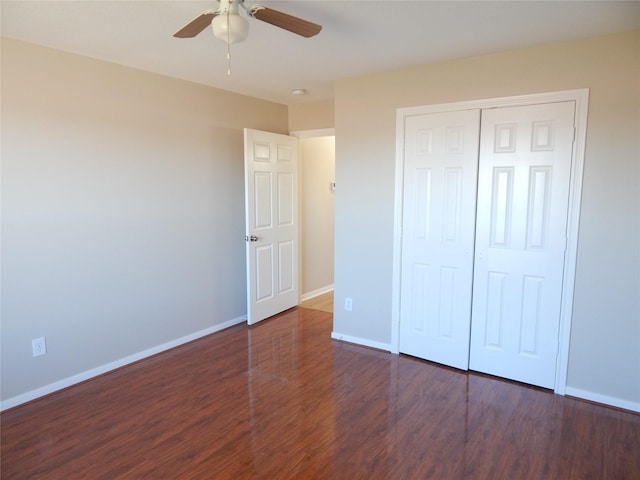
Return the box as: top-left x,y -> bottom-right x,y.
226,12 -> 232,76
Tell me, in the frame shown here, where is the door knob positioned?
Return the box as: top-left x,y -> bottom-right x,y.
244,235 -> 259,242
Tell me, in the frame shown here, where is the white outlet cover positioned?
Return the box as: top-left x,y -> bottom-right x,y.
32,337 -> 47,357
344,298 -> 353,311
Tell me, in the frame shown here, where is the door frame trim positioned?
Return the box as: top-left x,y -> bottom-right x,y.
391,89 -> 589,394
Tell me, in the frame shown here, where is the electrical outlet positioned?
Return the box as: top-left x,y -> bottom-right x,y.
32,337 -> 47,357
344,297 -> 353,311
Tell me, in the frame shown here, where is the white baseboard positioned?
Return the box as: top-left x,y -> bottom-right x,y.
326,337 -> 640,414
0,315 -> 247,411
300,284 -> 334,302
331,331 -> 391,352
565,386 -> 640,413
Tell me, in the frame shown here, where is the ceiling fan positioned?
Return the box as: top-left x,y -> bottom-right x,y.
173,0 -> 322,44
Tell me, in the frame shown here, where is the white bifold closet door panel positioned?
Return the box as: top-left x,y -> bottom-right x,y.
398,101 -> 576,389
398,109 -> 481,370
469,102 -> 576,389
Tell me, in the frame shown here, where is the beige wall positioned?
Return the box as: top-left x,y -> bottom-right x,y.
289,100 -> 335,132
1,39 -> 288,404
299,136 -> 335,296
333,31 -> 640,407
3,31 -> 638,410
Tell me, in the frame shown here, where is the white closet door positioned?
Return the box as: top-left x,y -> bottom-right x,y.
399,109 -> 480,369
469,102 -> 576,388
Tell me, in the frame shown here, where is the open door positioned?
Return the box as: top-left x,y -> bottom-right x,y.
244,128 -> 299,325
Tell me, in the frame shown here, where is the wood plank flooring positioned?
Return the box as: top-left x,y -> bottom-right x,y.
299,291 -> 333,313
2,307 -> 639,479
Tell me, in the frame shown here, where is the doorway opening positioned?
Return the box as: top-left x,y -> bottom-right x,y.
294,130 -> 335,314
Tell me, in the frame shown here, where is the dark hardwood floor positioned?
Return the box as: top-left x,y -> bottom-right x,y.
2,307 -> 639,479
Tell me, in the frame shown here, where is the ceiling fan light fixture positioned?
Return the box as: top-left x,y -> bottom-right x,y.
211,13 -> 249,44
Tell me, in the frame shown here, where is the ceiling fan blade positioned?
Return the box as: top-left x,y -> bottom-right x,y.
251,7 -> 321,38
173,12 -> 218,38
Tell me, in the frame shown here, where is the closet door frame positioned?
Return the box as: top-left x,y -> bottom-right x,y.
391,89 -> 589,395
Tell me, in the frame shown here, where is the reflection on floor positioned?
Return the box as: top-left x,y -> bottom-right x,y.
299,291 -> 333,313
3,308 -> 638,479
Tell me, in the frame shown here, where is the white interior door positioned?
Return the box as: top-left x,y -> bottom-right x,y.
398,109 -> 481,369
244,129 -> 299,325
469,102 -> 576,388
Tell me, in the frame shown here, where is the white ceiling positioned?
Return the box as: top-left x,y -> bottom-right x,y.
2,1 -> 639,105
